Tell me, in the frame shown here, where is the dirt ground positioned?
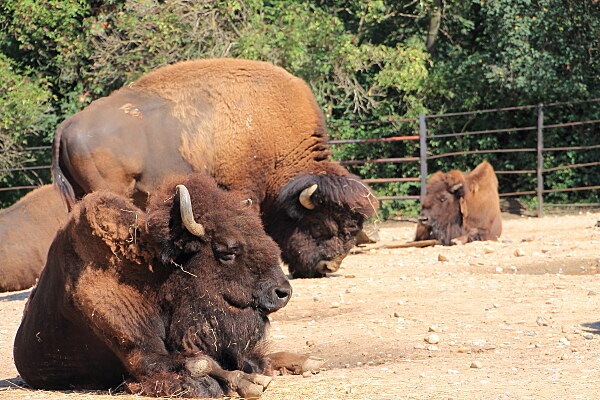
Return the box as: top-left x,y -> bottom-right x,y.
1,212 -> 599,400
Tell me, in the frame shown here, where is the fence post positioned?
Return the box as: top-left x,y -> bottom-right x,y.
419,113 -> 428,203
536,104 -> 544,217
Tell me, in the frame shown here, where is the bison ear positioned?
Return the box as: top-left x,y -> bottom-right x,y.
80,192 -> 148,261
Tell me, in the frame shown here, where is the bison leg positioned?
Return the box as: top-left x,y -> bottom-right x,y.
186,355 -> 272,399
266,352 -> 326,375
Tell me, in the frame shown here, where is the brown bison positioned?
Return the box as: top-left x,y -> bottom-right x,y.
0,185 -> 68,292
52,58 -> 378,278
14,174 -> 296,398
415,161 -> 502,245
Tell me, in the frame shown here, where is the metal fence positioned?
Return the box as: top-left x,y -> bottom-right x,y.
329,98 -> 600,217
2,99 -> 600,216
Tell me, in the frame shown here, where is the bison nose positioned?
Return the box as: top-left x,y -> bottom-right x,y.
260,281 -> 292,314
315,256 -> 345,275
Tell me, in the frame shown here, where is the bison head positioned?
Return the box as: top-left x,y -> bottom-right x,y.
417,170 -> 468,245
145,175 -> 292,371
268,173 -> 378,278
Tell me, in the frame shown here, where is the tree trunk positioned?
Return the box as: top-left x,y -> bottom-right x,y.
426,0 -> 443,53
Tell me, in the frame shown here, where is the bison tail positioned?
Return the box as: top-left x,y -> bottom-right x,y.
51,121 -> 77,212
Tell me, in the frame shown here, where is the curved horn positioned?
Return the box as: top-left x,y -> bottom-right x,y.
449,183 -> 463,193
299,184 -> 318,210
176,185 -> 205,237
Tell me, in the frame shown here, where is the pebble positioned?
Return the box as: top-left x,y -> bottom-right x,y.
470,361 -> 483,369
536,316 -> 549,326
438,254 -> 449,262
306,340 -> 315,347
302,371 -> 313,378
448,369 -> 459,374
514,248 -> 526,257
331,302 -> 341,308
559,337 -> 571,346
483,246 -> 495,254
394,312 -> 401,318
588,290 -> 597,296
458,347 -> 470,353
495,267 -> 504,273
425,334 -> 440,344
560,353 -> 570,360
428,325 -> 438,332
582,333 -> 593,340
426,345 -> 439,351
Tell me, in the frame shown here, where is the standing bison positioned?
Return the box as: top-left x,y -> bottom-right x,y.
14,174 -> 293,398
0,185 -> 68,292
415,161 -> 502,245
52,58 -> 378,278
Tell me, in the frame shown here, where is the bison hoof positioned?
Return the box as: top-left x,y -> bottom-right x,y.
236,373 -> 272,399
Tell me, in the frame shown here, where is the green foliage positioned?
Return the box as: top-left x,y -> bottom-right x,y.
0,0 -> 598,214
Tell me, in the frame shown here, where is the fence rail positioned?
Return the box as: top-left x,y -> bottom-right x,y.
3,99 -> 599,215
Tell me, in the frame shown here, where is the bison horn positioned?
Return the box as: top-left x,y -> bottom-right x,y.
176,185 -> 206,237
299,184 -> 318,210
450,183 -> 463,193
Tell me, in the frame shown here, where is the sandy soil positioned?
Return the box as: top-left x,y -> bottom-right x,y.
1,212 -> 599,400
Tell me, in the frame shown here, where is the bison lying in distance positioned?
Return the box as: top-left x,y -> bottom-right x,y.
52,58 -> 378,278
0,185 -> 68,292
416,161 -> 502,245
14,174 -> 294,398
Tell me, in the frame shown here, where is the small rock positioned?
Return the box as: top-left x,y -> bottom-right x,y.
426,345 -> 439,351
582,333 -> 594,340
495,267 -> 504,273
302,371 -> 313,378
536,316 -> 549,326
559,337 -> 571,346
588,290 -> 597,296
470,361 -> 483,369
330,302 -> 341,308
514,248 -> 526,257
425,334 -> 440,344
560,353 -> 570,360
306,340 -> 315,347
356,361 -> 363,366
428,325 -> 438,332
483,246 -> 495,254
438,254 -> 449,262
344,363 -> 350,368
345,386 -> 353,394
447,369 -> 459,374
394,312 -> 401,318
458,347 -> 470,353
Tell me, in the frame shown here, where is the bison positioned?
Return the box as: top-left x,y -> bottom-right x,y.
52,58 -> 378,278
415,161 -> 502,245
0,185 -> 69,292
14,174 -> 297,398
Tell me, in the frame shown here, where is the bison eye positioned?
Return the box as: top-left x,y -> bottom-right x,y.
213,242 -> 240,265
439,197 -> 447,203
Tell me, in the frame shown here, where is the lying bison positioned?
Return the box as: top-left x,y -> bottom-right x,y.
52,58 -> 378,278
415,161 -> 502,245
14,174 -> 296,398
0,185 -> 68,292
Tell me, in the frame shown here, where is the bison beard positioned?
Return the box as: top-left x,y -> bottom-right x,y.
13,174 -> 291,398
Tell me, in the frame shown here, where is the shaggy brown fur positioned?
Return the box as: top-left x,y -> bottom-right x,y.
415,161 -> 502,245
13,174 -> 292,398
52,58 -> 378,278
0,185 -> 69,292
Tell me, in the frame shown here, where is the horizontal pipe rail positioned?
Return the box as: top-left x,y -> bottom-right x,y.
363,177 -> 420,183
340,157 -> 419,165
328,135 -> 419,144
428,148 -> 536,160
